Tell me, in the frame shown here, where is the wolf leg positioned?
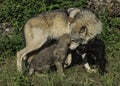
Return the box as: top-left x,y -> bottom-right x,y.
55,62 -> 64,76
82,53 -> 97,73
64,54 -> 72,68
17,37 -> 47,72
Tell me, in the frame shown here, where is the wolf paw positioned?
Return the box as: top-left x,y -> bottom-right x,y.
87,69 -> 97,73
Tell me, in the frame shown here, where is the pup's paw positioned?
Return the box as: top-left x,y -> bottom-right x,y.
35,72 -> 48,77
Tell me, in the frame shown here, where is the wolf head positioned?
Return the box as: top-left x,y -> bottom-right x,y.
68,8 -> 103,46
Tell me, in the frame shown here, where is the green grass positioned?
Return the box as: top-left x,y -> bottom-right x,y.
0,40 -> 120,86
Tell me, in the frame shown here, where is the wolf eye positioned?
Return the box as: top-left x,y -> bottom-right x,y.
71,39 -> 76,42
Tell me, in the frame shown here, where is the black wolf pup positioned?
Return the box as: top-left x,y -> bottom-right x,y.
75,38 -> 107,75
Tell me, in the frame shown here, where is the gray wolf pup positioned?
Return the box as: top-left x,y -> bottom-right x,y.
29,34 -> 70,76
17,7 -> 103,71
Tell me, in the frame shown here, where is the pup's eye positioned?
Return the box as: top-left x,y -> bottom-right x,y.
72,40 -> 77,43
71,39 -> 75,42
71,39 -> 80,43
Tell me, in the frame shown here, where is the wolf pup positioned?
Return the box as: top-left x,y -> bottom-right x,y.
75,38 -> 107,75
29,34 -> 70,76
17,8 -> 103,71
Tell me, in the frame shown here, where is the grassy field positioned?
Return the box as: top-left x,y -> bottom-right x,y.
0,39 -> 120,86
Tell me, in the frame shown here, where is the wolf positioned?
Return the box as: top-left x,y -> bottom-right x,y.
70,38 -> 107,75
17,7 -> 103,71
29,34 -> 70,76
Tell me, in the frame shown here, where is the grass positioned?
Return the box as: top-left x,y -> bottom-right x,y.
0,39 -> 120,86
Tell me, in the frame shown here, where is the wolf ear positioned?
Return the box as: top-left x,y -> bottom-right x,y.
79,26 -> 87,33
67,8 -> 80,23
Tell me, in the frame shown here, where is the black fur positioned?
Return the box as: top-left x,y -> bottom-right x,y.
75,38 -> 107,75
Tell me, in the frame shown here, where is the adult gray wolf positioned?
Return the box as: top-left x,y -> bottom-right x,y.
29,34 -> 70,76
17,7 -> 103,72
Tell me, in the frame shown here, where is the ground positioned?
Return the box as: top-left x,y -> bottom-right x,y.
0,52 -> 120,86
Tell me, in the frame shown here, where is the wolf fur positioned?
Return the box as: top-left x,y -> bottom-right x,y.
29,34 -> 70,75
17,8 -> 103,71
69,38 -> 107,75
